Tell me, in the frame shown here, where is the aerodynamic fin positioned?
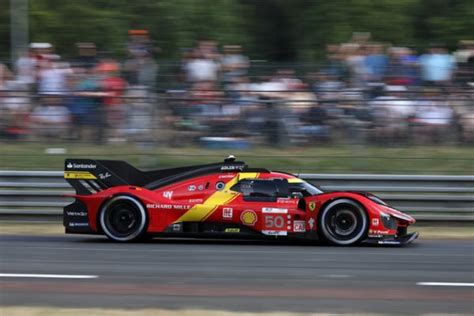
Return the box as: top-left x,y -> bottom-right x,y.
64,159 -> 144,195
64,157 -> 252,195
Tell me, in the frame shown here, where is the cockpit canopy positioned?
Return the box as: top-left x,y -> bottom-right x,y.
230,178 -> 322,201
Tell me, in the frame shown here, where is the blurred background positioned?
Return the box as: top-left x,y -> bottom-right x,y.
0,0 -> 473,173
0,3 -> 473,316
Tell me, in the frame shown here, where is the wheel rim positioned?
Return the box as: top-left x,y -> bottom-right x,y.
321,199 -> 367,245
332,209 -> 357,237
100,196 -> 146,241
107,202 -> 139,235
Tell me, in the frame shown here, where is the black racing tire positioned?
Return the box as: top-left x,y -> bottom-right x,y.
99,195 -> 148,242
318,199 -> 368,246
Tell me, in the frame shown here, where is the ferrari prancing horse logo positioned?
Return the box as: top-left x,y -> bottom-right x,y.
309,202 -> 316,212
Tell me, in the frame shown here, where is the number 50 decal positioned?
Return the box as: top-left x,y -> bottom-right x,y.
264,215 -> 285,229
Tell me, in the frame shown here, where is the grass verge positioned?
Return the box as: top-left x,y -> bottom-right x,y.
1,143 -> 473,174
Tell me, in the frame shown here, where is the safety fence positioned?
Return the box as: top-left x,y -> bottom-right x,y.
0,170 -> 472,222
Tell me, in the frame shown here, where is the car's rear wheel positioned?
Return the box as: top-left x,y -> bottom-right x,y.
99,195 -> 147,242
319,199 -> 368,245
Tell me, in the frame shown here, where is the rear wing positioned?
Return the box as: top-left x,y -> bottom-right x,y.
64,159 -> 148,195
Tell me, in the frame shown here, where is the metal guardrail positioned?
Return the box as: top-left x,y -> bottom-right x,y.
0,170 -> 473,222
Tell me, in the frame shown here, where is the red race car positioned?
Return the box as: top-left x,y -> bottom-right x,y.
63,156 -> 418,245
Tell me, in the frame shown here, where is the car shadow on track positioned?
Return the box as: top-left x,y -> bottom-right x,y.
0,233 -> 420,248
72,235 -> 420,248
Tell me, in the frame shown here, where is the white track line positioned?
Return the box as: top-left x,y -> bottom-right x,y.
417,282 -> 474,287
0,273 -> 98,279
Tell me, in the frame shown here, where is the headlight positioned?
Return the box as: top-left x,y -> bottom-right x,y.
380,212 -> 390,220
380,212 -> 397,230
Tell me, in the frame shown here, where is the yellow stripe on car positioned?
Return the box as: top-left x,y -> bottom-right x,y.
174,172 -> 259,223
287,178 -> 302,183
64,171 -> 97,180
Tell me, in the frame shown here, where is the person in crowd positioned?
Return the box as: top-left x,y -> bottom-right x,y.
124,87 -> 153,144
343,44 -> 369,87
68,67 -> 107,143
37,55 -> 72,95
221,45 -> 249,85
370,85 -> 416,144
322,44 -> 350,81
30,95 -> 70,140
15,49 -> 37,87
123,51 -> 158,89
97,60 -> 128,142
0,62 -> 13,89
453,40 -> 474,87
386,47 -> 419,86
75,42 -> 98,69
364,44 -> 388,83
184,47 -> 220,83
0,81 -> 30,140
419,44 -> 456,86
311,71 -> 346,101
123,30 -> 158,90
412,87 -> 454,144
446,86 -> 474,143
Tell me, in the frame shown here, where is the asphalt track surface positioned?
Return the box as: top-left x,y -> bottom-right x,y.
0,234 -> 473,315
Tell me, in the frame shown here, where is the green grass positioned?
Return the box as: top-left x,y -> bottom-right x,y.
1,142 -> 473,174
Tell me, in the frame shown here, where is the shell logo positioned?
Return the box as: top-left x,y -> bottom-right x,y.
240,210 -> 257,226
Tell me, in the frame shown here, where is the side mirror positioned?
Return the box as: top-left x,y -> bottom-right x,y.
291,192 -> 303,199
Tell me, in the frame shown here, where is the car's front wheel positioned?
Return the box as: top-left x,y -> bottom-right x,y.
99,195 -> 148,242
319,199 -> 368,245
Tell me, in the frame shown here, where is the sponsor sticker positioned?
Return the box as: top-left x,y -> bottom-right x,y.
277,198 -> 296,204
369,229 -> 391,235
188,185 -> 196,192
309,202 -> 316,212
198,185 -> 204,191
372,218 -> 380,226
262,230 -> 288,236
172,223 -> 181,232
219,174 -> 235,179
225,228 -> 240,233
308,218 -> 316,230
68,222 -> 89,227
241,210 -> 257,226
147,204 -> 190,210
66,163 -> 96,170
65,211 -> 87,217
223,207 -> 233,219
163,191 -> 173,199
221,165 -> 244,171
188,198 -> 203,203
98,172 -> 111,180
148,203 -> 171,209
64,171 -> 97,180
215,182 -> 226,190
262,207 -> 288,214
293,220 -> 306,232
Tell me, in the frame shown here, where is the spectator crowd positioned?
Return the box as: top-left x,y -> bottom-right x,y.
1,33 -> 474,148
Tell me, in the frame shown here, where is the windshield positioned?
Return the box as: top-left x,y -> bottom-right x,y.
289,181 -> 323,196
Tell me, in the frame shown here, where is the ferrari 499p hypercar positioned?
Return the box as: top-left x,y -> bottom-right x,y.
63,157 -> 418,245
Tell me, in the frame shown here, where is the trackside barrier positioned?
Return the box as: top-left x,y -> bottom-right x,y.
0,171 -> 472,222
